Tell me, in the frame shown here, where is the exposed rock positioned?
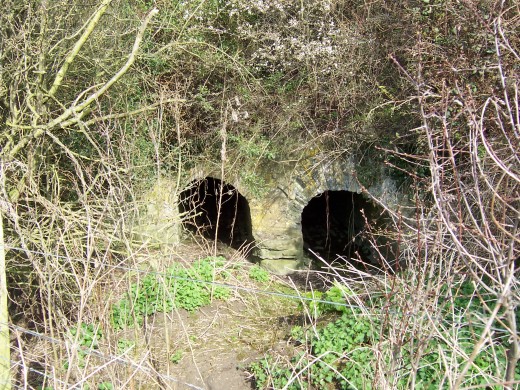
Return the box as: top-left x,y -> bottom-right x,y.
260,259 -> 308,275
132,178 -> 180,246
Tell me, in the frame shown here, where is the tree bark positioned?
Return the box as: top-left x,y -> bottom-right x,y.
0,204 -> 11,389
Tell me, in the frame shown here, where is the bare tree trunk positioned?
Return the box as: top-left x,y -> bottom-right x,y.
0,205 -> 11,390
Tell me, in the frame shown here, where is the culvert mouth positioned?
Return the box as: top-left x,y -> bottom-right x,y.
179,177 -> 254,251
301,190 -> 394,271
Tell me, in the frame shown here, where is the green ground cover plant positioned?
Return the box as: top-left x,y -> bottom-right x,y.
249,280 -> 520,389
249,265 -> 270,283
111,256 -> 232,330
67,323 -> 103,369
97,383 -> 114,390
169,350 -> 183,364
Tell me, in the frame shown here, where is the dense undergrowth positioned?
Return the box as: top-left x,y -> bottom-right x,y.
249,279 -> 520,389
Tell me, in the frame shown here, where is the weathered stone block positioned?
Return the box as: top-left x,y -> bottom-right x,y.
260,259 -> 307,275
133,178 -> 180,246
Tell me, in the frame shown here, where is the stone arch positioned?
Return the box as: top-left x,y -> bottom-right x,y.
287,157 -> 398,270
300,190 -> 371,265
178,177 -> 254,251
300,189 -> 397,271
252,156 -> 401,273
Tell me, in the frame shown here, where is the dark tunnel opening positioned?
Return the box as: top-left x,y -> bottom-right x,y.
179,177 -> 254,251
301,190 -> 395,271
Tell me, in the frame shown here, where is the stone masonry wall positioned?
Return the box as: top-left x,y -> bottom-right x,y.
137,153 -> 404,274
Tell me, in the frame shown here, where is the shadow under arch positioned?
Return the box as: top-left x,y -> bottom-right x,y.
301,190 -> 397,272
179,177 -> 255,251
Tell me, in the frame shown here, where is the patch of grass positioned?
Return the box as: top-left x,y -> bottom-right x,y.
70,323 -> 102,350
300,282 -> 354,318
250,309 -> 378,389
111,256 -> 231,330
169,350 -> 183,364
249,281 -> 520,389
116,338 -> 135,354
67,323 -> 102,368
249,265 -> 270,283
249,356 -> 296,389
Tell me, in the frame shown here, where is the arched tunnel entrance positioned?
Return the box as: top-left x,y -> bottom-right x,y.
179,177 -> 254,251
301,190 -> 393,270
